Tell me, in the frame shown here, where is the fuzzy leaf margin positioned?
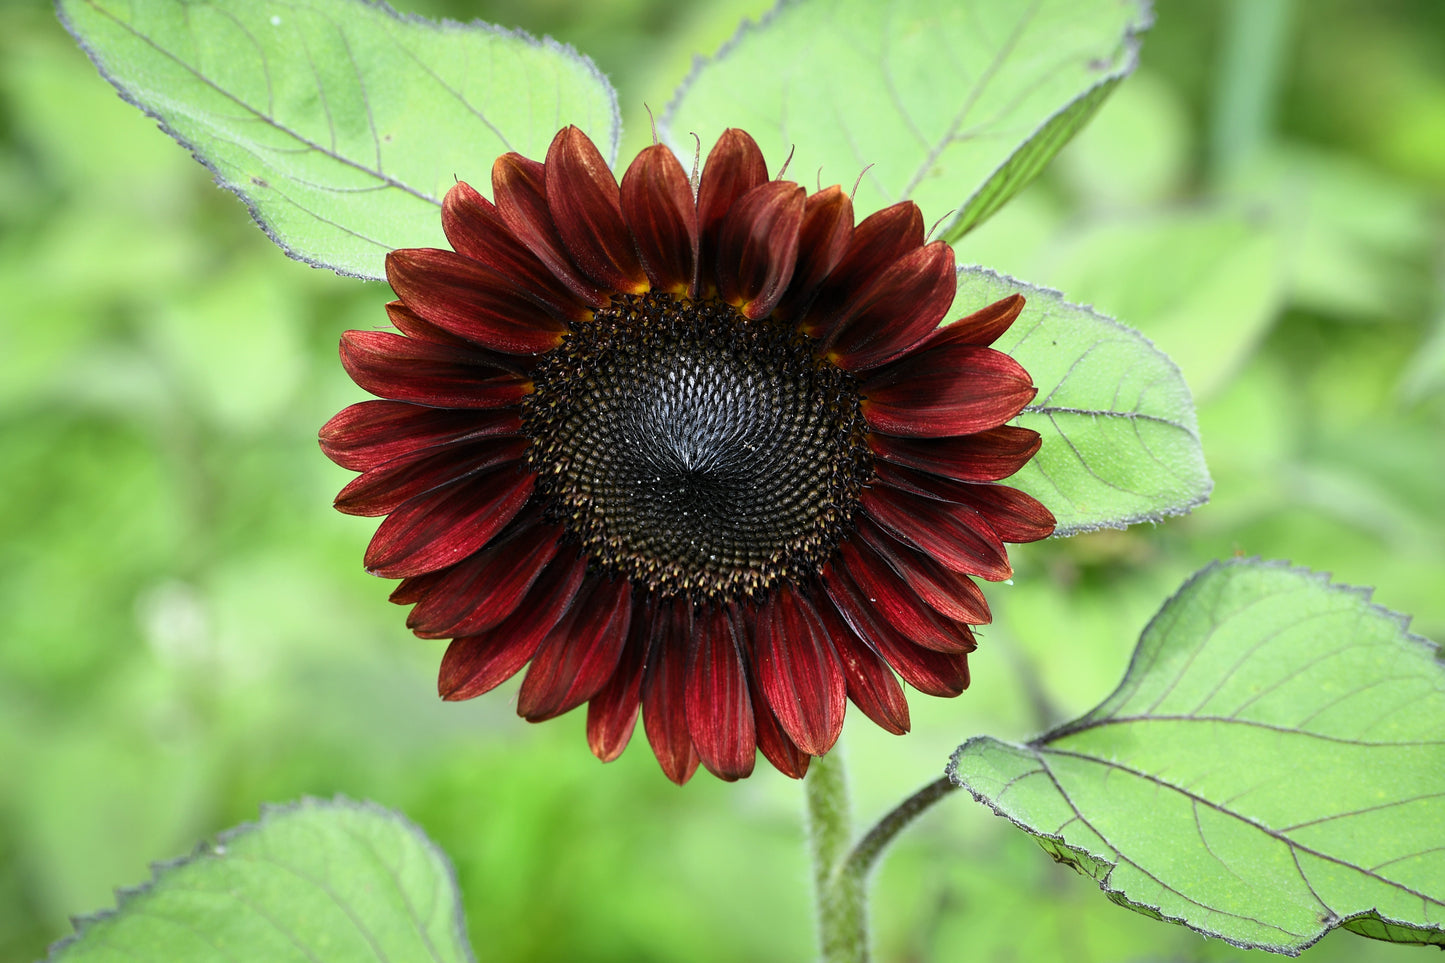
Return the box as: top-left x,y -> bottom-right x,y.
47,797 -> 474,963
57,0 -> 620,279
949,558 -> 1445,954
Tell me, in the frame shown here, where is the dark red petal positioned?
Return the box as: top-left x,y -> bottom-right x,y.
819,241 -> 957,371
437,551 -> 587,701
385,300 -> 474,348
834,537 -> 976,652
587,593 -> 653,762
822,562 -> 971,697
715,181 -> 806,320
642,598 -> 700,785
862,343 -> 1036,437
363,463 -> 535,578
917,294 -> 1027,351
800,201 -> 924,337
754,585 -> 846,756
517,576 -> 633,721
545,126 -> 649,294
492,152 -> 607,306
873,462 -> 1055,544
695,129 -> 768,296
854,515 -> 991,625
385,249 -> 568,355
390,569 -> 446,606
339,331 -> 530,409
949,483 -> 1056,544
774,185 -> 854,320
620,144 -> 699,294
685,605 -> 756,781
441,181 -> 589,322
814,597 -> 910,735
868,426 -> 1042,484
320,402 -> 520,472
744,613 -> 811,779
336,436 -> 528,517
860,484 -> 1012,580
404,518 -> 561,638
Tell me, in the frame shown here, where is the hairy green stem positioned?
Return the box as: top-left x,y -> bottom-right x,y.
805,750 -> 866,963
806,756 -> 962,962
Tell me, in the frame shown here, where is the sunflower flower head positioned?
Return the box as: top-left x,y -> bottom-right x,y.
320,126 -> 1055,783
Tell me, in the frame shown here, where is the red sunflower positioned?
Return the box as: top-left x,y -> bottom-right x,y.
320,126 -> 1055,783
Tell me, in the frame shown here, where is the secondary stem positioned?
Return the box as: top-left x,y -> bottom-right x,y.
805,761 -> 962,963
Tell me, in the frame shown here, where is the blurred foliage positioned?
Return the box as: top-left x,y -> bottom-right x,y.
2,0 -> 1443,961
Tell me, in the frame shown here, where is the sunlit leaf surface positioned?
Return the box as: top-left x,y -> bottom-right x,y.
959,267 -> 1211,535
49,798 -> 473,963
950,559 -> 1445,954
57,0 -> 620,279
662,0 -> 1151,236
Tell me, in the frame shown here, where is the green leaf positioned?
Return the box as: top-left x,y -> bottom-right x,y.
49,797 -> 473,963
662,0 -> 1151,236
961,266 -> 1211,535
949,558 -> 1445,954
57,0 -> 619,280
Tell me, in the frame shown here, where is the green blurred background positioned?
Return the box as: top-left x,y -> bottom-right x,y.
2,0 -> 1443,959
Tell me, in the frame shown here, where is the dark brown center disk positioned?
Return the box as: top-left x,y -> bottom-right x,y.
523,292 -> 872,601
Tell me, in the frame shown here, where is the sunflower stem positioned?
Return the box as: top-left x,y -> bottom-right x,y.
841,775 -> 957,882
805,749 -> 868,963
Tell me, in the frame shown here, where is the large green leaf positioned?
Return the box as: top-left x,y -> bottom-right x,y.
962,267 -> 1211,535
949,558 -> 1445,954
57,0 -> 620,280
49,798 -> 473,963
662,0 -> 1151,236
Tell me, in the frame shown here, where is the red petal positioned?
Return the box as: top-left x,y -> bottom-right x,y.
620,144 -> 699,294
385,300 -> 473,348
385,249 -> 568,354
695,129 -> 768,296
715,181 -> 806,320
744,613 -> 811,779
814,597 -> 910,735
854,516 -> 991,625
363,463 -> 535,578
335,436 -> 528,517
873,462 -> 1055,544
441,181 -> 589,322
437,551 -> 587,701
774,185 -> 854,320
860,484 -> 1012,580
545,126 -> 648,294
917,294 -> 1027,350
862,343 -> 1036,437
834,537 -> 976,652
320,402 -> 520,472
586,594 -> 652,762
822,562 -> 971,697
404,518 -> 561,638
492,152 -> 607,306
339,331 -> 530,409
867,426 -> 1042,483
800,201 -> 924,337
819,241 -> 956,371
685,604 -> 756,781
642,597 -> 700,785
517,576 -> 633,721
390,569 -> 446,606
754,585 -> 846,756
